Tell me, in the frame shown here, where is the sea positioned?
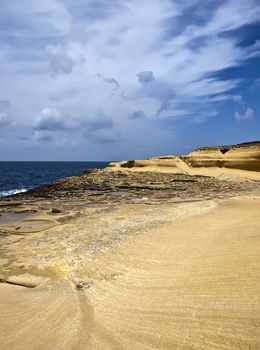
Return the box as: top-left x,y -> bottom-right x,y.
0,161 -> 109,198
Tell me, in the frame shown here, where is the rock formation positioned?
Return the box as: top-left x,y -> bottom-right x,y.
108,141 -> 260,178
184,141 -> 260,172
1,141 -> 260,350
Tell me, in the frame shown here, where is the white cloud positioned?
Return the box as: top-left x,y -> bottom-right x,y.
235,107 -> 255,121
33,107 -> 114,144
46,41 -> 87,77
46,45 -> 75,77
33,108 -> 65,130
232,95 -> 243,103
0,0 -> 260,158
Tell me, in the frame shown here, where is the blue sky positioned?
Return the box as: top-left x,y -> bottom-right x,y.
0,0 -> 259,161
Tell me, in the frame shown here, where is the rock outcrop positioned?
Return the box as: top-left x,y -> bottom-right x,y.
108,141 -> 260,178
108,156 -> 190,174
183,141 -> 260,172
1,141 -> 260,350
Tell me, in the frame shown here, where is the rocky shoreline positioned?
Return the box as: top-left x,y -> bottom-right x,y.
11,168 -> 259,200
0,141 -> 259,238
1,142 -> 260,349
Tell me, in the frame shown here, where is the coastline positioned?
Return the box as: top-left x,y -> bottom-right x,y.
1,142 -> 260,349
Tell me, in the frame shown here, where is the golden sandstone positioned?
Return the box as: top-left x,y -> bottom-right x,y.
0,142 -> 260,349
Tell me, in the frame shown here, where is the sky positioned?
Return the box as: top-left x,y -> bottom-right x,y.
0,0 -> 260,161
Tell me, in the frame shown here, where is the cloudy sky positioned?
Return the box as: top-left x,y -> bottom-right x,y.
0,0 -> 260,161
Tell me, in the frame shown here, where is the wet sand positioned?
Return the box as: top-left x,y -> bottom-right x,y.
1,195 -> 260,349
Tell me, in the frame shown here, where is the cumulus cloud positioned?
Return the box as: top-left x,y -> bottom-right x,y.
33,108 -> 65,130
33,107 -> 114,142
235,107 -> 255,121
231,94 -> 256,122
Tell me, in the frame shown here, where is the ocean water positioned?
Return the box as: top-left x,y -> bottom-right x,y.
0,161 -> 109,197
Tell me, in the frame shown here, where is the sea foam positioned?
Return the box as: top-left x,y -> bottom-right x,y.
0,188 -> 27,197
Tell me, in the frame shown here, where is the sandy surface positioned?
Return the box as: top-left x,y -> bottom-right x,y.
1,195 -> 260,349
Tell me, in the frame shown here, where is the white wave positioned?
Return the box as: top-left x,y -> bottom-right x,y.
0,188 -> 28,197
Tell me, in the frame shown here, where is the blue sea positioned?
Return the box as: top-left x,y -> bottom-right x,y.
0,161 -> 109,197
